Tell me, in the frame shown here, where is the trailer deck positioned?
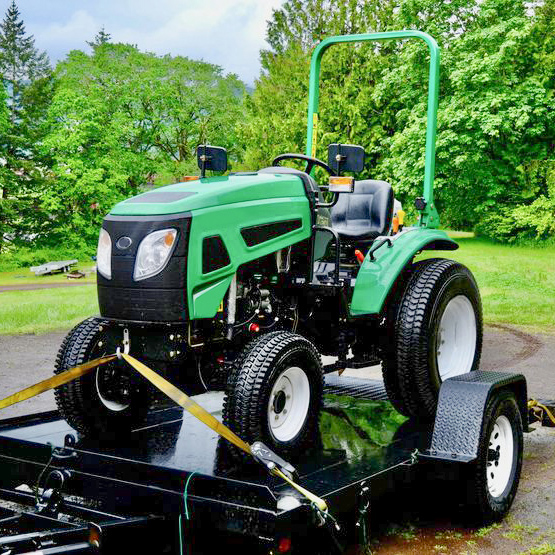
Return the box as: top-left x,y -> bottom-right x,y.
0,376 -> 428,554
0,371 -> 538,554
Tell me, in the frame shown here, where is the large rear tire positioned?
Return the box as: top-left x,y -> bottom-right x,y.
382,258 -> 483,419
54,318 -> 150,437
223,331 -> 323,456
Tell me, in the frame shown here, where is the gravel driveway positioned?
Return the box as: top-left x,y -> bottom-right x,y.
0,324 -> 553,554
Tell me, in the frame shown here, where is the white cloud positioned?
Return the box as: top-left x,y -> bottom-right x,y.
22,0 -> 285,84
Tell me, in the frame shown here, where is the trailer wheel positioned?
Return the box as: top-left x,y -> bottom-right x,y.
382,258 -> 482,419
223,332 -> 323,455
54,318 -> 149,437
464,391 -> 523,524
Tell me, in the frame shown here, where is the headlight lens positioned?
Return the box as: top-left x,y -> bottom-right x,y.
97,228 -> 112,279
134,228 -> 177,281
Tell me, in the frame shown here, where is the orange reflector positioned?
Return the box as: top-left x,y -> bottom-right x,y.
355,249 -> 365,264
180,176 -> 200,182
164,232 -> 175,247
88,525 -> 101,548
329,176 -> 354,186
392,216 -> 399,233
329,176 -> 355,193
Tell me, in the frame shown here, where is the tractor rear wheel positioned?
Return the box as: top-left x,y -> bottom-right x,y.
54,317 -> 150,437
382,258 -> 482,419
223,331 -> 323,456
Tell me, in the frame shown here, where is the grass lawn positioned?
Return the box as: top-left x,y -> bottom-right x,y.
0,267 -> 96,286
0,236 -> 553,335
0,286 -> 98,335
418,237 -> 555,333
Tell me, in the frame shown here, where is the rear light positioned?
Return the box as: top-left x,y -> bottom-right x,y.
277,537 -> 292,553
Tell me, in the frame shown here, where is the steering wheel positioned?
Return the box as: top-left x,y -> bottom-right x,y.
272,153 -> 334,176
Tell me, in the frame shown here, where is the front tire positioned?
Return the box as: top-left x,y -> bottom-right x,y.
382,258 -> 483,419
54,318 -> 150,437
223,332 -> 323,456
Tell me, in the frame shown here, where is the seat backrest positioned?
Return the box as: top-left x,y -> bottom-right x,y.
331,180 -> 394,239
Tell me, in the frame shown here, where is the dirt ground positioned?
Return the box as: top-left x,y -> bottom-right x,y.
0,324 -> 554,554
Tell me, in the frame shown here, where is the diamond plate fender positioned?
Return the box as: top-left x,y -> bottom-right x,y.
427,371 -> 527,463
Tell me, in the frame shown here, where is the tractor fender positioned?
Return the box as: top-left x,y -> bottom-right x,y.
350,228 -> 458,317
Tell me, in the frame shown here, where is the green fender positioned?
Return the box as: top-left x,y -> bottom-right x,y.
350,228 -> 458,317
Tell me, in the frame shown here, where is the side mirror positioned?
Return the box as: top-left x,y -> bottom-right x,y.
197,145 -> 228,177
327,144 -> 365,175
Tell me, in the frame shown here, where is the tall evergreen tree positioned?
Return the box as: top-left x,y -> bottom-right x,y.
87,26 -> 111,49
0,0 -> 52,252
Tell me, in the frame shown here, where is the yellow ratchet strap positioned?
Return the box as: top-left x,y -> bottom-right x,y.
272,467 -> 328,512
121,354 -> 252,455
528,399 -> 555,426
0,355 -> 117,410
121,354 -> 328,512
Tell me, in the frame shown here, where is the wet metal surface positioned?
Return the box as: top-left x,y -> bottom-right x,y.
0,390 -> 419,499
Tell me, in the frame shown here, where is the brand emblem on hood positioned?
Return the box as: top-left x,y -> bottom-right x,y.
116,236 -> 133,250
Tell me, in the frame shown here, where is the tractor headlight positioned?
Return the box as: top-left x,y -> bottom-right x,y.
133,228 -> 177,281
97,228 -> 112,279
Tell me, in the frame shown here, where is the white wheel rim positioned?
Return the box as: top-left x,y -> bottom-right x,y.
487,415 -> 514,497
96,367 -> 131,412
437,295 -> 477,380
268,366 -> 311,442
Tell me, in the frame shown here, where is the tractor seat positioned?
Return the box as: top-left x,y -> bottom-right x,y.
331,180 -> 394,245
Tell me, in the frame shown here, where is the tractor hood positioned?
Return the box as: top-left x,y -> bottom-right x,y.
98,170 -> 314,323
109,172 -> 308,217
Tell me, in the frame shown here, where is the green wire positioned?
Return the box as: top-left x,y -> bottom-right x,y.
179,472 -> 198,555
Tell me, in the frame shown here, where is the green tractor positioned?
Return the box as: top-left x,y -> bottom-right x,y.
54,31 -> 482,455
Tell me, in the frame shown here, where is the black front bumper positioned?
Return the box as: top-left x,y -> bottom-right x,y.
97,212 -> 191,323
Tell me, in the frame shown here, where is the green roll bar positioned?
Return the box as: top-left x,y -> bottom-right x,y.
306,30 -> 440,228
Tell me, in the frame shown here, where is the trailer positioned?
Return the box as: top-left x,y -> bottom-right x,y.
0,369 -> 546,555
29,260 -> 78,277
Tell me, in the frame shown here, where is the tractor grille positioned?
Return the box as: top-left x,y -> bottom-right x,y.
97,212 -> 191,322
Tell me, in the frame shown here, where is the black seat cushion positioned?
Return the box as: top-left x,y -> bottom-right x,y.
331,180 -> 394,244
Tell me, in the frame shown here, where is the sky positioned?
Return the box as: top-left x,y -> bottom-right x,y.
7,0 -> 286,85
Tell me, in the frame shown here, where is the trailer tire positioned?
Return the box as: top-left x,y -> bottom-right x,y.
464,391 -> 523,524
54,317 -> 149,437
382,258 -> 482,419
223,331 -> 323,456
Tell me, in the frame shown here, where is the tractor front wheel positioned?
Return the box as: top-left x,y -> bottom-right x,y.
223,331 -> 323,456
54,318 -> 150,437
382,258 -> 483,419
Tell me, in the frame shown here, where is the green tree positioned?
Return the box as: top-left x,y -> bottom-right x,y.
243,0 -> 555,239
87,26 -> 111,49
0,0 -> 52,252
42,43 -> 245,247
